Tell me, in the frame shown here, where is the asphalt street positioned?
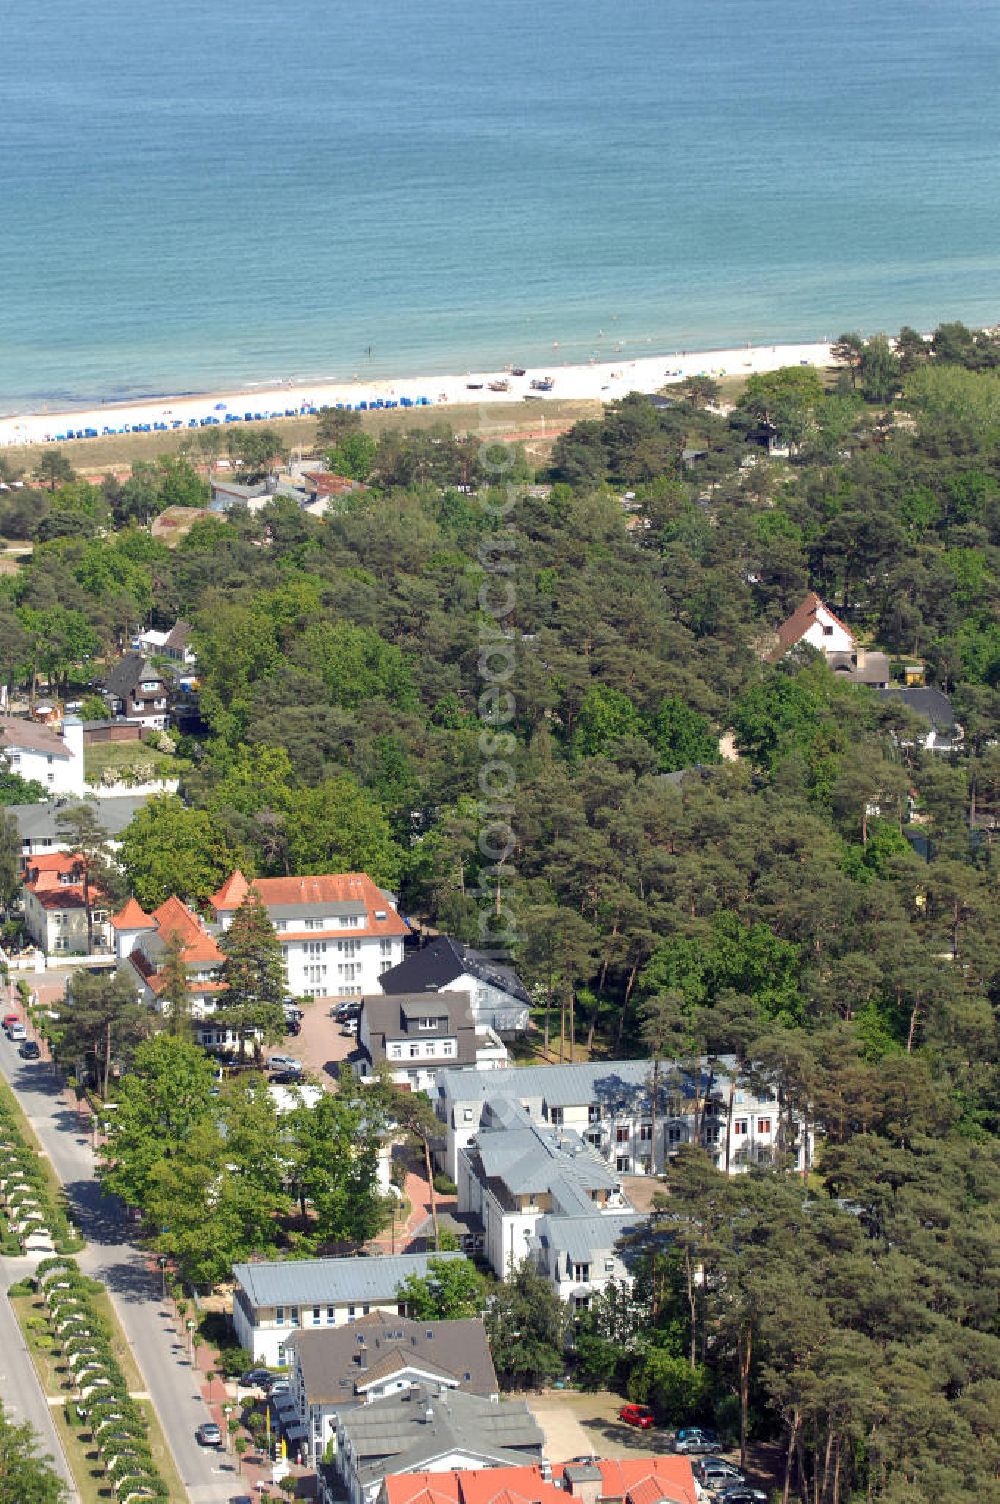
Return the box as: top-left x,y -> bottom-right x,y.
0,1034 -> 243,1504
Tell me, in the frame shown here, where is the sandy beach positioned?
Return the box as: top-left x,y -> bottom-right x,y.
0,340 -> 834,450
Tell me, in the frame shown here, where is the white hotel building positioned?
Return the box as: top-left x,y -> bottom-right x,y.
209,870 -> 407,1000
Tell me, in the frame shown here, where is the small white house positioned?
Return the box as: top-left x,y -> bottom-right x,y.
0,715 -> 85,798
768,592 -> 854,661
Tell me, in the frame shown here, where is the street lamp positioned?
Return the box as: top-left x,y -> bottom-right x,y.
158,1256 -> 167,1301
186,1318 -> 195,1360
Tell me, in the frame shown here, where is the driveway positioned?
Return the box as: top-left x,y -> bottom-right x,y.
0,1001 -> 239,1503
291,997 -> 358,1087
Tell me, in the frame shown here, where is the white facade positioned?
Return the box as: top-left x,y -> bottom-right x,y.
802,603 -> 853,655
436,1060 -> 812,1184
211,873 -> 407,1003
0,716 -> 85,798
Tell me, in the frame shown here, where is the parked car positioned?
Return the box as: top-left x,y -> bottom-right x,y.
694,1459 -> 745,1489
268,1055 -> 302,1075
2,1014 -> 20,1034
196,1421 -> 222,1447
18,1041 -> 40,1060
618,1403 -> 655,1430
717,1489 -> 766,1504
285,1019 -> 301,1036
673,1427 -> 720,1454
7,1023 -> 27,1042
239,1368 -> 274,1391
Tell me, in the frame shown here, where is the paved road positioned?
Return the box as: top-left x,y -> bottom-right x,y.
0,1249 -> 79,1501
0,1034 -> 242,1504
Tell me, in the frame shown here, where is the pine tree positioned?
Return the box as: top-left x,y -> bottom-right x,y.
217,889 -> 286,1061
160,928 -> 193,1039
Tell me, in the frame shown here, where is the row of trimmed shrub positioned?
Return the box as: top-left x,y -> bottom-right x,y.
32,1257 -> 169,1503
0,1084 -> 82,1254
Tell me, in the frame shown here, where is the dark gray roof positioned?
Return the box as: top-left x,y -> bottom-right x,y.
876,686 -> 958,729
360,992 -> 478,1069
232,1251 -> 463,1310
285,1311 -> 496,1404
379,936 -> 531,1007
338,1387 -> 543,1487
533,1211 -> 644,1267
104,654 -> 166,701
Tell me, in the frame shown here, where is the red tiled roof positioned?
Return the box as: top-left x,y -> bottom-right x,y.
112,897 -> 155,932
150,895 -> 224,965
600,1459 -> 698,1504
209,870 -> 407,935
210,869 -> 250,910
768,591 -> 853,662
25,853 -> 106,910
302,471 -> 367,495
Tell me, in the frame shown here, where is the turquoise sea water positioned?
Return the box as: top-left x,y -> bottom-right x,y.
2,0 -> 1000,410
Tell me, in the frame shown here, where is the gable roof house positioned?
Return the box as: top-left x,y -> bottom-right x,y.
285,1310 -> 498,1466
135,619 -> 196,666
766,593 -> 893,686
321,1387 -> 545,1504
0,713 -> 85,798
356,991 -> 508,1092
209,870 -> 407,1002
378,937 -> 531,1037
7,794 -> 149,867
23,852 -> 111,956
231,1251 -> 466,1368
103,654 -> 170,730
116,895 -> 228,1035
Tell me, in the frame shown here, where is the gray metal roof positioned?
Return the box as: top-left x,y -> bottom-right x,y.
439,1056 -> 739,1111
876,685 -> 958,730
533,1211 -> 644,1266
8,795 -> 150,843
339,1387 -> 543,1485
232,1251 -> 463,1310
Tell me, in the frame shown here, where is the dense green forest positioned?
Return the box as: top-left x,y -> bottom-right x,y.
2,321 -> 1000,1504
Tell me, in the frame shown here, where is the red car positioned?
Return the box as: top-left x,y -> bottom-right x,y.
2,1014 -> 20,1034
619,1404 -> 655,1430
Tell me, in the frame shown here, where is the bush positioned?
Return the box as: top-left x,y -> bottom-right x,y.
432,1172 -> 457,1196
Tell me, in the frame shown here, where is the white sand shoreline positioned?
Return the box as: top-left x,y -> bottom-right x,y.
0,339 -> 834,449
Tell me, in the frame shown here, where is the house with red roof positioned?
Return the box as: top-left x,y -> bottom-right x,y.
209,870 -> 407,1003
23,852 -> 111,956
115,893 -> 229,1031
379,1457 -> 697,1504
766,592 -> 854,662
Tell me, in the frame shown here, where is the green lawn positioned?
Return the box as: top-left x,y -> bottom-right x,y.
84,739 -> 190,787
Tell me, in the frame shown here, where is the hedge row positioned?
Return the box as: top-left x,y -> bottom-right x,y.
34,1257 -> 169,1504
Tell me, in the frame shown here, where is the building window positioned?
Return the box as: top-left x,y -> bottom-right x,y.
573,1263 -> 590,1283
389,1043 -> 402,1060
615,1126 -> 629,1143
588,1103 -> 602,1124
548,1107 -> 563,1126
734,1119 -> 748,1136
639,1123 -> 652,1141
276,1306 -> 285,1327
615,1155 -> 630,1173
379,939 -> 393,956
312,1306 -> 321,1325
306,941 -> 327,956
418,1017 -> 442,1031
409,1044 -> 420,1058
441,1041 -> 455,1056
586,1130 -> 601,1147
462,1108 -> 474,1123
822,623 -> 833,636
757,1117 -> 772,1134
668,1126 -> 682,1143
327,1306 -> 335,1324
